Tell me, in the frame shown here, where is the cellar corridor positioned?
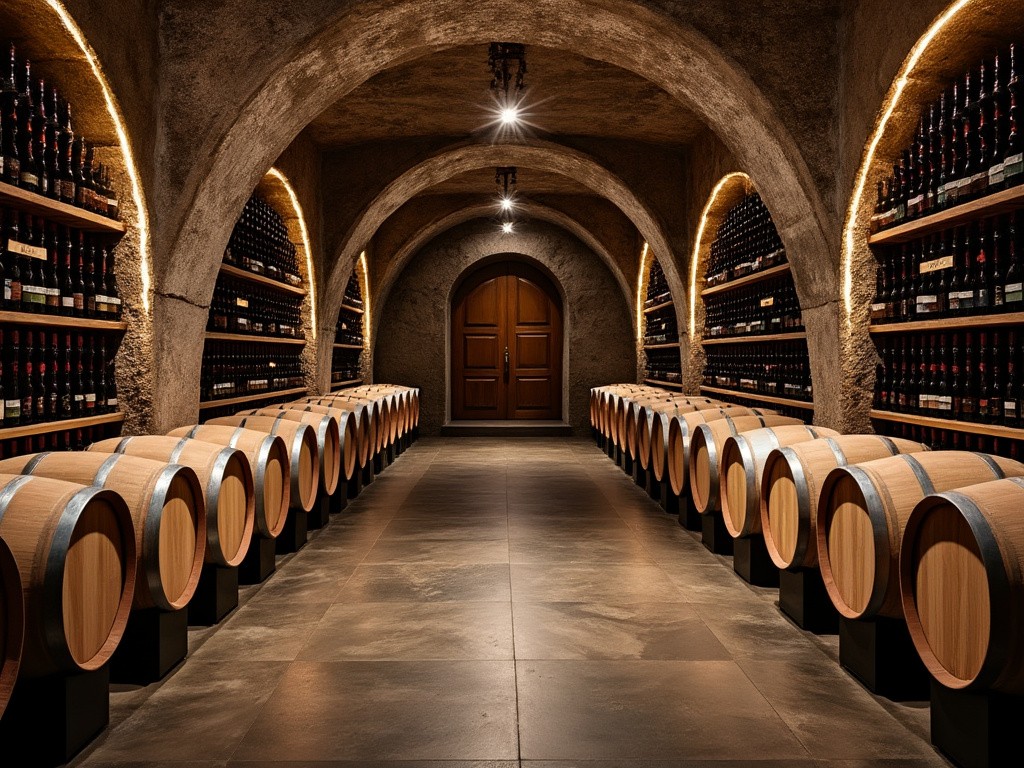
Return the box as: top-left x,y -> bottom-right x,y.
72,438 -> 946,767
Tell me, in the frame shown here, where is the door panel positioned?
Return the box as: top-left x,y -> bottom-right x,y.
452,262 -> 562,421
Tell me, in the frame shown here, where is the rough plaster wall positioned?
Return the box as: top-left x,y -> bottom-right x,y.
375,220 -> 635,435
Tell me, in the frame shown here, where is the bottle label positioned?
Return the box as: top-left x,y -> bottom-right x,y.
938,396 -> 952,412
19,172 -> 39,188
107,398 -> 118,408
10,281 -> 22,302
1005,153 -> 1024,179
74,394 -> 84,402
989,162 -> 1006,186
1005,401 -> 1017,414
920,255 -> 954,274
7,239 -> 47,261
1006,283 -> 1023,303
870,303 -> 886,320
85,394 -> 96,404
74,293 -> 84,310
760,297 -> 774,308
236,298 -> 249,308
3,400 -> 20,419
2,278 -> 10,302
62,296 -> 75,308
916,295 -> 938,313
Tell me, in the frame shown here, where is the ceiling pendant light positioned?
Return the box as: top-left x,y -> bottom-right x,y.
496,167 -> 518,233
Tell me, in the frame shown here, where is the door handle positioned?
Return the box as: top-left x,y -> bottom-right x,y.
504,346 -> 510,378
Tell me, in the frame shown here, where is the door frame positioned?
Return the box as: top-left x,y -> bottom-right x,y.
446,254 -> 568,423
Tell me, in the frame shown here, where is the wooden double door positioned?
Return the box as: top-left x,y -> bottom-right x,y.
452,262 -> 563,420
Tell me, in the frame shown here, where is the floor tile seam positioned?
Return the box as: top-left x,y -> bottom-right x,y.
505,439 -> 524,766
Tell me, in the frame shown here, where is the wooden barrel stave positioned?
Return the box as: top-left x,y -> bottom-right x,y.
0,452 -> 206,611
0,536 -> 24,718
817,451 -> 1024,620
760,435 -> 928,571
901,478 -> 1024,693
0,474 -> 135,677
198,418 -> 318,513
720,425 -> 840,539
89,436 -> 255,568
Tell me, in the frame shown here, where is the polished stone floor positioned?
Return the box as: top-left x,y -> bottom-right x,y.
72,437 -> 950,767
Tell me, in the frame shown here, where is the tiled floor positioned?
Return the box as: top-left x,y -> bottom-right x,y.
71,437 -> 950,768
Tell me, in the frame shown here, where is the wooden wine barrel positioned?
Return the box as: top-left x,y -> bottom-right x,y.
760,435 -> 928,570
89,436 -> 255,568
304,398 -> 372,468
626,394 -> 711,461
329,393 -> 388,453
901,477 -> 1024,693
243,408 -> 341,496
640,398 -> 723,473
0,473 -> 135,677
168,425 -> 290,538
0,536 -> 24,718
665,407 -> 779,496
720,425 -> 840,539
816,451 -> 1024,620
355,386 -> 409,437
688,415 -> 807,515
0,452 -> 206,612
280,403 -> 359,480
310,395 -> 380,459
598,387 -> 643,440
200,417 -> 317,512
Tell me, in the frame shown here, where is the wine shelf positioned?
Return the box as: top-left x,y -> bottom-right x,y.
0,412 -> 124,441
869,184 -> 1024,245
0,180 -> 126,235
331,378 -> 364,390
702,331 -> 806,346
700,385 -> 814,411
869,409 -> 1024,440
701,263 -> 791,298
643,300 -> 673,315
0,311 -> 127,331
205,332 -> 306,346
644,342 -> 679,350
198,386 -> 308,411
644,378 -> 684,389
868,311 -> 1024,335
334,343 -> 362,350
219,263 -> 306,297
341,303 -> 364,315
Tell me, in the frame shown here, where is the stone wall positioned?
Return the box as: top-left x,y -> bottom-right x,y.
375,219 -> 635,434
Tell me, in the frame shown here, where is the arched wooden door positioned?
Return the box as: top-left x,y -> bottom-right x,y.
451,261 -> 563,420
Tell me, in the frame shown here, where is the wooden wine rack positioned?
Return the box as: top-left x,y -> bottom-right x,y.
218,263 -> 306,297
700,262 -> 791,298
642,257 -> 682,385
869,409 -> 1024,441
644,378 -> 684,389
0,412 -> 124,441
702,331 -> 806,346
205,332 -> 306,346
869,311 -> 1024,335
0,180 -> 126,234
198,386 -> 308,411
333,270 -> 366,385
700,385 -> 814,411
331,378 -> 364,390
0,311 -> 126,331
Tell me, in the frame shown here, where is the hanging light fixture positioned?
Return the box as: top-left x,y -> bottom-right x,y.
496,167 -> 518,233
488,43 -> 527,131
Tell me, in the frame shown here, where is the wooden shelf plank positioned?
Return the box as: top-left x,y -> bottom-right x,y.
700,385 -> 815,411
0,180 -> 126,234
340,303 -> 364,315
868,184 -> 1024,245
0,311 -> 126,331
0,411 -> 124,441
702,331 -> 806,346
868,311 -> 1024,334
198,386 -> 308,411
643,342 -> 679,350
219,264 -> 307,296
643,300 -> 674,315
330,378 -> 364,390
700,263 -> 791,298
334,343 -> 363,350
869,409 -> 1024,439
205,332 -> 306,346
644,378 -> 684,389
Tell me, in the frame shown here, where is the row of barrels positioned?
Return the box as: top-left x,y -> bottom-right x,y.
592,384 -> 1024,697
0,383 -> 419,721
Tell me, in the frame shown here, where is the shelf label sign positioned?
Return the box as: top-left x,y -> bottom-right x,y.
919,255 -> 953,274
7,239 -> 47,261
236,298 -> 249,308
760,297 -> 774,308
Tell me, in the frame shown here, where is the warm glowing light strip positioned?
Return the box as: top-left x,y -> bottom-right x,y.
689,172 -> 751,336
842,0 -> 973,322
45,0 -> 151,312
359,250 -> 371,349
266,167 -> 317,340
636,241 -> 649,341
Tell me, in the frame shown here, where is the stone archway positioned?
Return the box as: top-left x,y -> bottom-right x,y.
374,218 -> 635,433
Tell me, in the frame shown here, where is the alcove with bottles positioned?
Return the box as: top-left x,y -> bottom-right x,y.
332,269 -> 364,391
0,37 -> 127,457
694,182 -> 814,421
199,181 -> 309,419
866,38 -> 1024,460
641,257 -> 682,388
